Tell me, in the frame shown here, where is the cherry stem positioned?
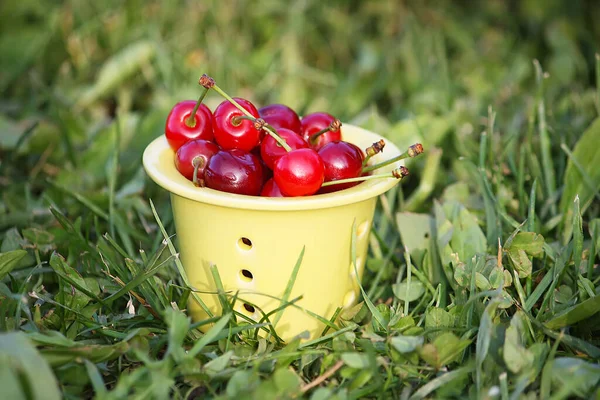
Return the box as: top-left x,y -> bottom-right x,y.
362,143 -> 423,173
231,115 -> 255,126
192,156 -> 205,187
210,82 -> 292,152
309,119 -> 341,145
185,87 -> 210,127
362,139 -> 386,167
321,166 -> 409,187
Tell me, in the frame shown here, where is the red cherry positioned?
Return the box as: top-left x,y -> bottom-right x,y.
317,141 -> 365,193
260,128 -> 308,170
212,98 -> 261,152
165,101 -> 213,151
252,147 -> 273,185
204,149 -> 264,196
274,148 -> 324,197
175,139 -> 219,183
301,112 -> 341,151
260,178 -> 286,197
258,104 -> 302,133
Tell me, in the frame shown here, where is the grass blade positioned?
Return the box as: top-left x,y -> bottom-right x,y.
526,242 -> 570,313
538,243 -> 572,319
527,179 -> 537,232
104,256 -> 173,305
149,199 -> 213,317
476,299 -> 499,395
107,116 -> 121,239
209,265 -> 231,315
527,313 -> 600,358
533,60 -> 556,207
544,294 -> 600,330
298,323 -> 358,349
49,253 -> 103,304
560,143 -> 600,205
500,372 -> 509,400
188,313 -> 232,357
0,333 -> 61,400
48,180 -> 109,220
404,246 -> 412,316
273,246 -> 305,328
589,222 -> 598,279
540,332 -> 563,399
351,220 -> 386,330
84,359 -> 107,396
0,250 -> 27,280
409,365 -> 473,400
572,196 -> 583,271
596,53 -> 600,116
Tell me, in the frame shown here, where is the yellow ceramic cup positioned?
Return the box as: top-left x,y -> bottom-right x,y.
143,123 -> 403,341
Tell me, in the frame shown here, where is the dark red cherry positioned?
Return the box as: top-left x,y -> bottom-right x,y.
165,100 -> 213,151
204,149 -> 264,196
301,112 -> 341,151
260,128 -> 308,170
273,148 -> 324,197
317,141 -> 365,193
175,139 -> 219,183
212,98 -> 261,152
260,178 -> 286,197
258,104 -> 302,133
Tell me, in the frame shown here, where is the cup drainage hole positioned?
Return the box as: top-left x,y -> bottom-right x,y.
243,303 -> 255,314
238,237 -> 252,250
240,269 -> 253,282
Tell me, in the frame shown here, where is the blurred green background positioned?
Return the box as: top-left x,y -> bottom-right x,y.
2,0 -> 600,139
2,1 -> 600,398
2,0 -> 600,222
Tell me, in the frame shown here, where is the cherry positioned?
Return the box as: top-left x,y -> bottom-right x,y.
212,98 -> 261,152
204,149 -> 264,196
258,104 -> 302,133
175,139 -> 219,185
165,100 -> 213,151
301,112 -> 342,151
317,141 -> 365,193
260,178 -> 286,197
260,128 -> 308,170
252,147 -> 273,185
208,80 -> 292,152
274,148 -> 324,197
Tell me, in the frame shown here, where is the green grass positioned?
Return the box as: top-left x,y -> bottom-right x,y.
2,1 -> 600,399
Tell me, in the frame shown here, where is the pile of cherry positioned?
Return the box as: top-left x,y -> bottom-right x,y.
165,75 -> 423,197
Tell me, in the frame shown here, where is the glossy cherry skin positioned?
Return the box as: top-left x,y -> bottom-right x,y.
317,141 -> 365,193
260,178 -> 286,197
175,139 -> 219,181
204,149 -> 264,196
258,104 -> 302,133
212,98 -> 261,152
300,112 -> 342,151
165,101 -> 214,151
274,148 -> 325,197
260,128 -> 309,170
